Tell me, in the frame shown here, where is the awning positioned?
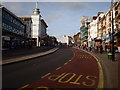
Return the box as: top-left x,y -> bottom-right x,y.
94,39 -> 102,42
2,36 -> 10,40
104,36 -> 111,40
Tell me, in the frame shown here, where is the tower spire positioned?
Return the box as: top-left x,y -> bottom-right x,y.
36,2 -> 38,8
33,1 -> 40,15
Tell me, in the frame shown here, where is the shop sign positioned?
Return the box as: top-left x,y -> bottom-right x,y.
2,36 -> 10,40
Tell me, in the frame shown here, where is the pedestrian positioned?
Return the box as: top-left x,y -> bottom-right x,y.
96,46 -> 99,53
78,44 -> 80,48
105,44 -> 108,52
89,46 -> 92,51
100,45 -> 103,54
84,45 -> 86,50
86,47 -> 88,51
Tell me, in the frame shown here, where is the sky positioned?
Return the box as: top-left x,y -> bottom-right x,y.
2,2 -> 111,41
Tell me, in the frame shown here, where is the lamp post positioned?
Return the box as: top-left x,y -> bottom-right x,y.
111,0 -> 115,61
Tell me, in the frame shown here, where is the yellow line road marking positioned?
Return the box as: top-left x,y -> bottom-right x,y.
17,84 -> 29,90
58,73 -> 76,83
48,73 -> 66,81
96,58 -> 104,88
80,49 -> 104,88
47,72 -> 97,87
56,67 -> 61,70
33,86 -> 49,90
64,62 -> 68,65
41,73 -> 51,79
70,75 -> 83,85
82,76 -> 97,87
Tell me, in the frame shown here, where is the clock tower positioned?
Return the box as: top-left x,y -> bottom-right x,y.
31,2 -> 41,47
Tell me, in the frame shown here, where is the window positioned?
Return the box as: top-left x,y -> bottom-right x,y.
2,23 -> 5,29
4,23 -> 6,30
2,11 -> 5,18
10,16 -> 13,22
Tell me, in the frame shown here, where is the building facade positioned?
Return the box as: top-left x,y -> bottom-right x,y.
105,9 -> 112,47
31,8 -> 48,47
1,6 -> 26,49
88,16 -> 97,48
40,19 -> 48,46
62,35 -> 72,46
113,1 -> 120,51
41,19 -> 48,39
86,0 -> 120,52
80,26 -> 88,46
80,16 -> 91,47
100,13 -> 106,51
19,17 -> 32,39
19,17 -> 34,47
73,32 -> 81,45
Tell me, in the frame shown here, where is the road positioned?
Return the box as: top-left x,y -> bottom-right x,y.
3,47 -> 102,89
3,46 -> 73,88
20,48 -> 101,89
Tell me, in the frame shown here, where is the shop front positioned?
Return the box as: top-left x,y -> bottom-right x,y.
2,36 -> 10,50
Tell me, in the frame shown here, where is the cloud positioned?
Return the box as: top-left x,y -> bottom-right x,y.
3,3 -> 25,16
44,13 -> 62,24
61,2 -> 88,11
2,2 -> 32,16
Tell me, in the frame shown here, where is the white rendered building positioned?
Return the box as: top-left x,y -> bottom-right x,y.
97,12 -> 105,40
88,17 -> 97,47
88,12 -> 104,48
62,35 -> 72,45
31,8 -> 41,47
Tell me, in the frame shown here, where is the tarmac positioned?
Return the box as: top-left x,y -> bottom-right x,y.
20,48 -> 101,89
1,46 -> 119,88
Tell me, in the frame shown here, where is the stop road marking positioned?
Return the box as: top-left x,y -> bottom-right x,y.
43,72 -> 97,87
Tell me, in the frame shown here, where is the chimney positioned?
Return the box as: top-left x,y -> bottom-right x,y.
97,12 -> 104,16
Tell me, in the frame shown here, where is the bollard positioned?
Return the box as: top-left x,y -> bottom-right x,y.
107,52 -> 112,59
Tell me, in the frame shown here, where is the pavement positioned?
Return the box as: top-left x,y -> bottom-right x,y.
1,46 -> 59,65
79,48 -> 119,88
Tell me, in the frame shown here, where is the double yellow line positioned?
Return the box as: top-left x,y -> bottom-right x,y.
79,49 -> 104,88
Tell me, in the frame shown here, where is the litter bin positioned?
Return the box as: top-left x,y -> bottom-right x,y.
108,52 -> 112,59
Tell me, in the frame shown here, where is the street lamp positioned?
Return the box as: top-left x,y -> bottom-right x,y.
111,0 -> 115,61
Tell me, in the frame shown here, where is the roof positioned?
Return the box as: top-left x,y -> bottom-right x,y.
41,19 -> 48,28
19,16 -> 32,22
1,6 -> 25,25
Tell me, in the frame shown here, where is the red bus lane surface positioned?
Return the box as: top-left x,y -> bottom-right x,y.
19,48 -> 102,89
